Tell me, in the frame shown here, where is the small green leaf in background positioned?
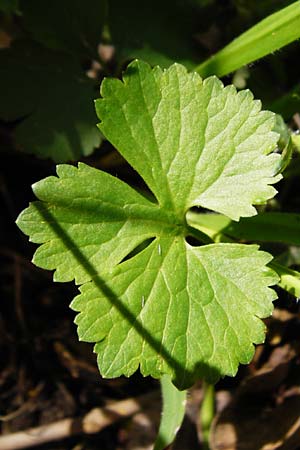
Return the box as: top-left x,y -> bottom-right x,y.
196,0 -> 300,78
273,114 -> 291,151
0,0 -> 106,162
108,0 -> 200,68
20,0 -> 107,59
270,84 -> 300,120
17,61 -> 281,389
0,41 -> 101,162
187,211 -> 300,246
0,0 -> 19,14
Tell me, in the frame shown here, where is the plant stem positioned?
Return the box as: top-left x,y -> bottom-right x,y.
153,376 -> 187,450
200,382 -> 215,450
186,225 -> 214,245
270,261 -> 300,298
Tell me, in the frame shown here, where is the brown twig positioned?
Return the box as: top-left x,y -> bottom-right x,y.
53,341 -> 99,377
0,383 -> 45,422
0,390 -> 160,450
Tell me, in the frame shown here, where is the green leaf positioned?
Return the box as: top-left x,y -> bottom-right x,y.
0,41 -> 101,162
20,0 -> 107,58
187,211 -> 300,300
108,0 -> 200,68
97,61 -> 281,220
18,163 -> 178,284
196,1 -> 300,78
70,238 -> 277,388
17,61 -> 280,389
153,376 -> 186,450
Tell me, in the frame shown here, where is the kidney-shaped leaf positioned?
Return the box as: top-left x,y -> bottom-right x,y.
17,61 -> 281,388
21,0 -> 106,58
0,41 -> 101,162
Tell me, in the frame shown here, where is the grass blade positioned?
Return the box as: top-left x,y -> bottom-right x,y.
195,1 -> 300,78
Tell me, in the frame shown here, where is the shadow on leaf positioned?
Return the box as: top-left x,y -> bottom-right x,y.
33,202 -> 221,389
